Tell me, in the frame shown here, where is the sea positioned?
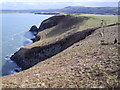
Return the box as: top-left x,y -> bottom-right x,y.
0,13 -> 52,76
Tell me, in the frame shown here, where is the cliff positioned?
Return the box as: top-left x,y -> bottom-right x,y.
11,27 -> 100,70
10,14 -> 91,70
10,14 -> 118,70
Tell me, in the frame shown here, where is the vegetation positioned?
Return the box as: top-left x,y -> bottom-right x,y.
79,14 -> 118,30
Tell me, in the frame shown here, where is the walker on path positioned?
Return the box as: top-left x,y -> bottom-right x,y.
100,20 -> 106,45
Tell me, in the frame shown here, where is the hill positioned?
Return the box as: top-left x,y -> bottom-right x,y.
60,6 -> 118,14
1,14 -> 119,88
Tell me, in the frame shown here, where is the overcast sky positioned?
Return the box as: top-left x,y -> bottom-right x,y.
1,0 -> 119,3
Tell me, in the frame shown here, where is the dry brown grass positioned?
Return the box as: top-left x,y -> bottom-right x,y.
1,25 -> 119,88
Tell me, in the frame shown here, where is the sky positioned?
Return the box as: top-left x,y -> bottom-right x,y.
0,0 -> 119,10
0,0 -> 120,3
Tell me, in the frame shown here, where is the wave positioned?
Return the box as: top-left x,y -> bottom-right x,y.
23,39 -> 33,46
24,31 -> 35,39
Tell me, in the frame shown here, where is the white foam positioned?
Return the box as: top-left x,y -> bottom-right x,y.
33,31 -> 37,34
24,31 -> 35,39
4,56 -> 22,75
10,70 -> 17,74
23,39 -> 33,46
10,67 -> 22,74
5,55 -> 14,63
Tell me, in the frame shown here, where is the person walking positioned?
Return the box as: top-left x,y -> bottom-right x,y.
100,20 -> 106,44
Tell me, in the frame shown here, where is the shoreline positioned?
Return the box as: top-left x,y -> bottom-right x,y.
0,12 -> 59,16
2,30 -> 36,76
1,13 -> 53,76
2,14 -> 118,76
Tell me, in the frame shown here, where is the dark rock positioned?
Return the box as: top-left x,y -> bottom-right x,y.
114,38 -> 117,44
31,38 -> 36,43
29,25 -> 38,32
14,68 -> 20,72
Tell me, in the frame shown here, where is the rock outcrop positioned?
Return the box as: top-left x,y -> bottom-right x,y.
29,25 -> 38,32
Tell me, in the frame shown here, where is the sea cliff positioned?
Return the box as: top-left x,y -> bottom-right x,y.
11,14 -> 92,70
10,14 -> 118,70
1,14 -> 119,88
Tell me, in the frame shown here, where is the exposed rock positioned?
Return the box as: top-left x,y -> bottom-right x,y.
29,25 -> 39,37
29,25 -> 38,32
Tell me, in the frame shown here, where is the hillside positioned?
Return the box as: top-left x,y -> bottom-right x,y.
1,14 -> 119,88
58,6 -> 118,15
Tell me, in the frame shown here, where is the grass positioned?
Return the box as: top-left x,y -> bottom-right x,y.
78,14 -> 118,30
24,14 -> 117,49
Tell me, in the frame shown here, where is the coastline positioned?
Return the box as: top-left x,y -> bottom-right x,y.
10,14 -> 119,71
1,24 -> 119,88
0,11 -> 60,16
1,13 -> 53,76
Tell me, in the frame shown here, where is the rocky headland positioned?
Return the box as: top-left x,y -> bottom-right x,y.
1,14 -> 119,88
10,14 -> 91,70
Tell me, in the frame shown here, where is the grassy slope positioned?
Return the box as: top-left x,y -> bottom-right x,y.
24,14 -> 117,49
1,14 -> 119,88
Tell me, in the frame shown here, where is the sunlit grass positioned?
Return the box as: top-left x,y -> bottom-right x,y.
24,14 -> 118,49
78,14 -> 118,30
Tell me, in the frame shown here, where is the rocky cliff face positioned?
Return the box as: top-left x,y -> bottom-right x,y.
11,27 -> 100,70
11,14 -> 102,70
29,15 -> 78,42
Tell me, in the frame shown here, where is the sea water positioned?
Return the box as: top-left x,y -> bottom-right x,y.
0,13 -> 52,76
